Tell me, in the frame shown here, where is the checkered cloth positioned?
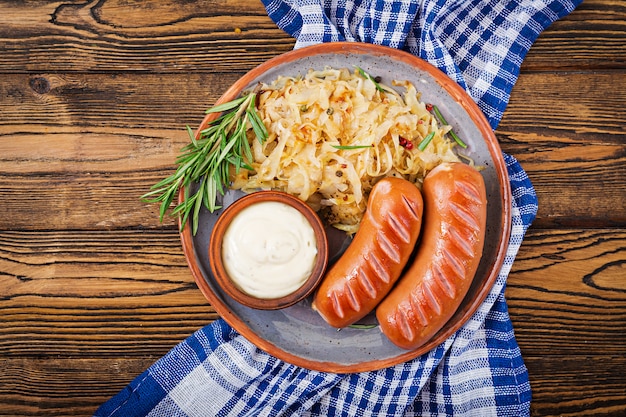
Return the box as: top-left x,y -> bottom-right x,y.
95,1 -> 581,415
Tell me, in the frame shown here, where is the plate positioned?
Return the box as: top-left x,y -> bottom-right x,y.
179,43 -> 512,373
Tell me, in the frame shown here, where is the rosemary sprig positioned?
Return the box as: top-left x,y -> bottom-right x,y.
141,92 -> 268,235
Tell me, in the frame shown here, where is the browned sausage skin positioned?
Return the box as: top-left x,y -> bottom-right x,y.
376,162 -> 487,350
312,177 -> 424,328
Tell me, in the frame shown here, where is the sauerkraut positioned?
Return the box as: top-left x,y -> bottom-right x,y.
230,67 -> 462,233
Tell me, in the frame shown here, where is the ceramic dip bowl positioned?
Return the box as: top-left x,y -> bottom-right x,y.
209,190 -> 329,310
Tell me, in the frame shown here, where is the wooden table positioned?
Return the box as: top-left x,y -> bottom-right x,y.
0,1 -> 624,416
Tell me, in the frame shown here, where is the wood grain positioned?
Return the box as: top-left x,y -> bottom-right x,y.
507,228 -> 626,355
0,230 -> 218,357
0,1 -> 295,74
0,228 -> 622,358
0,71 -> 624,230
0,227 -> 622,416
0,0 -> 623,74
521,0 -> 626,71
0,0 -> 624,415
526,355 -> 626,417
0,357 -> 155,416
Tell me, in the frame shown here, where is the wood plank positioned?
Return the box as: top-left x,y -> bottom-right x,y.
0,228 -> 623,358
0,0 -> 295,74
506,227 -> 626,356
0,71 -> 624,230
0,0 -> 623,74
0,229 -> 218,357
0,354 -> 624,417
498,71 -> 626,228
502,72 -> 625,141
0,72 -> 244,129
522,0 -> 626,72
525,355 -> 626,416
0,357 -> 154,416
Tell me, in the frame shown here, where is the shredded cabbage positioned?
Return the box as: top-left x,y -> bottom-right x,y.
230,67 -> 461,233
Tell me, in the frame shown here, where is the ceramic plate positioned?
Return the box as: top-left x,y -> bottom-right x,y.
180,43 -> 512,373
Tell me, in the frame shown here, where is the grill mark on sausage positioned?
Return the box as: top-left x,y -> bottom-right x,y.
357,267 -> 377,299
330,291 -> 345,319
368,251 -> 391,284
433,261 -> 456,298
387,212 -> 411,244
396,306 -> 415,341
448,201 -> 481,235
409,288 -> 429,327
441,241 -> 467,281
446,223 -> 476,260
422,279 -> 443,316
345,278 -> 361,312
401,194 -> 422,222
376,228 -> 401,263
456,179 -> 482,203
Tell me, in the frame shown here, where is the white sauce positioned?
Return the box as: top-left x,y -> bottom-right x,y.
221,201 -> 318,299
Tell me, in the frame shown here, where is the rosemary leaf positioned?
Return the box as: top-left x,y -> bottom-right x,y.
348,323 -> 378,329
248,110 -> 268,142
205,95 -> 248,114
354,66 -> 389,93
331,144 -> 373,150
417,132 -> 436,151
186,125 -> 197,148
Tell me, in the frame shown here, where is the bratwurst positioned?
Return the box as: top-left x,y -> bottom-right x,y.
376,162 -> 487,350
312,177 -> 423,328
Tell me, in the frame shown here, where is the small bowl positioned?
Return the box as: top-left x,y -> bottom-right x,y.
209,190 -> 329,310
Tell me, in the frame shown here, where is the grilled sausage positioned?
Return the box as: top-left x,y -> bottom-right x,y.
376,162 -> 487,350
312,177 -> 424,328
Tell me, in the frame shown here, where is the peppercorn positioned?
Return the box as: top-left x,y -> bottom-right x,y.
399,136 -> 414,150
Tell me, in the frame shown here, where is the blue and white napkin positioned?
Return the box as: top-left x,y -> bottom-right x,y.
95,1 -> 581,415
